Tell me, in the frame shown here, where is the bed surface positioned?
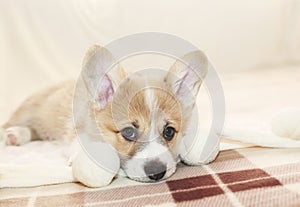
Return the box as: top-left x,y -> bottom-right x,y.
1,65 -> 300,207
1,148 -> 300,207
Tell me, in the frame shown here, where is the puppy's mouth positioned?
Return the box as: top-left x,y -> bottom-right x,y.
118,140 -> 179,182
121,158 -> 178,183
124,166 -> 177,183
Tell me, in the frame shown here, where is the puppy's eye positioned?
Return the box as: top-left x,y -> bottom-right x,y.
163,126 -> 176,141
120,127 -> 137,141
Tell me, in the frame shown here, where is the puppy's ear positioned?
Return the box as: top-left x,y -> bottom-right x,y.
82,45 -> 125,109
164,50 -> 208,108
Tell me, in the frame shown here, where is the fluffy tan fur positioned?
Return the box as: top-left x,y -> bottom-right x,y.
3,81 -> 76,142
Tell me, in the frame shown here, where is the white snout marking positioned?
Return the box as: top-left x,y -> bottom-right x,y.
124,141 -> 176,182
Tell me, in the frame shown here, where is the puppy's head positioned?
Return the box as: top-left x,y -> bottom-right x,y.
82,45 -> 208,182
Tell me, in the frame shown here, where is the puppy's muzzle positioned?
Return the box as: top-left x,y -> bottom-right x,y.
143,160 -> 167,181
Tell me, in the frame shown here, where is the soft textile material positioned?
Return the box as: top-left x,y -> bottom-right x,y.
1,65 -> 300,188
1,65 -> 300,204
222,108 -> 300,148
1,148 -> 300,207
0,138 -> 222,188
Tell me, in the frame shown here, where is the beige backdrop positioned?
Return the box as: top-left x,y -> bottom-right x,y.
1,0 -> 300,123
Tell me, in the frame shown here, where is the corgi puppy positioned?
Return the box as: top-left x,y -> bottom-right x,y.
1,45 -> 208,183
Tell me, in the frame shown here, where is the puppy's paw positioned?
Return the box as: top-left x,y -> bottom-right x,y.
72,142 -> 120,187
4,127 -> 31,146
72,149 -> 116,187
180,143 -> 219,166
271,108 -> 300,140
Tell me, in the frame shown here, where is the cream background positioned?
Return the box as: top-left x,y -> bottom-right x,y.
1,0 -> 300,124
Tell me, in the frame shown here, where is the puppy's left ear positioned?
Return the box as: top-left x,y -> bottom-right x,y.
82,45 -> 126,109
164,50 -> 208,108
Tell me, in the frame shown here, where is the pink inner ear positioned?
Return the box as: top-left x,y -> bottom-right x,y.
176,67 -> 193,98
98,75 -> 114,109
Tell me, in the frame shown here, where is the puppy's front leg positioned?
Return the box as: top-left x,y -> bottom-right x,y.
70,139 -> 120,187
179,141 -> 219,166
178,128 -> 220,166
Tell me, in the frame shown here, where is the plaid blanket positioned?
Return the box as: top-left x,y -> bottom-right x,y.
1,147 -> 300,207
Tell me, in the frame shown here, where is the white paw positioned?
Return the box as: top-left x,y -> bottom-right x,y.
71,140 -> 120,188
180,142 -> 219,165
4,127 -> 31,146
72,149 -> 117,187
271,108 -> 300,140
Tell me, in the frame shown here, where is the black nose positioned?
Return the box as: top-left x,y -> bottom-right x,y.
148,171 -> 166,181
144,160 -> 167,181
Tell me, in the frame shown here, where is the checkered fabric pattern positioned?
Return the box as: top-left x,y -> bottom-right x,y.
1,147 -> 300,207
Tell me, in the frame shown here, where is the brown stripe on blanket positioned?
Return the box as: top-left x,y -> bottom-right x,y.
218,169 -> 270,184
228,177 -> 282,192
166,174 -> 224,202
171,186 -> 224,203
167,174 -> 217,191
167,158 -> 283,203
170,150 -> 248,181
264,163 -> 300,185
218,168 -> 282,192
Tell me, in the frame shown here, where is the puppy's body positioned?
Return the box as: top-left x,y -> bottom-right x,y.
3,81 -> 76,144
1,45 -> 209,185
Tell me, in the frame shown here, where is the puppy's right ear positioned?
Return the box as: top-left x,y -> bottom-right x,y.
82,45 -> 125,110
